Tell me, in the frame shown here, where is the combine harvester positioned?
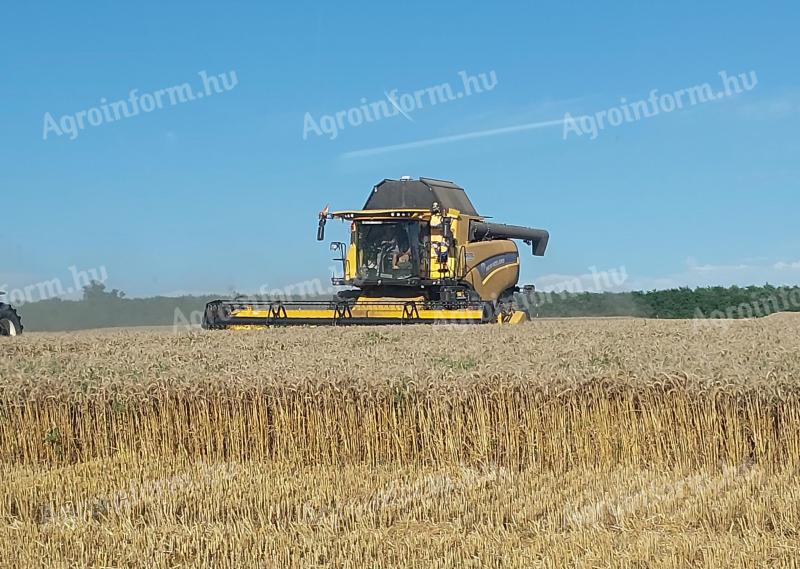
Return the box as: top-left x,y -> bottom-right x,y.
203,177 -> 549,328
0,292 -> 23,336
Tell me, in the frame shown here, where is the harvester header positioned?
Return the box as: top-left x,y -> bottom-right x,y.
204,177 -> 549,328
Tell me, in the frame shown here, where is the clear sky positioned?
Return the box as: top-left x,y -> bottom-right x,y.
2,1 -> 798,299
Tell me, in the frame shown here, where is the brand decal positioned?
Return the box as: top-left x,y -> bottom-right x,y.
476,253 -> 518,278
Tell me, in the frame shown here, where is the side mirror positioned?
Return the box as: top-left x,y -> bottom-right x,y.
317,205 -> 330,242
317,217 -> 326,241
442,217 -> 452,240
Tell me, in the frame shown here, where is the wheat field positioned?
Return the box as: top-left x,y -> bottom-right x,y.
1,316 -> 799,568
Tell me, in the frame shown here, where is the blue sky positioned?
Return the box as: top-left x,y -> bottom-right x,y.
1,1 -> 798,298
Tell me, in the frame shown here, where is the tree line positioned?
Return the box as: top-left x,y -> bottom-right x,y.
14,282 -> 800,332
517,284 -> 800,319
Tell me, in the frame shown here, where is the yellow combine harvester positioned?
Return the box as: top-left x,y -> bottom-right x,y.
203,177 -> 549,328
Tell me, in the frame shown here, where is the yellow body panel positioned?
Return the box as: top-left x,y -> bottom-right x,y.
460,240 -> 520,301
229,304 -> 486,322
233,308 -> 335,319
332,209 -> 431,219
500,310 -> 528,325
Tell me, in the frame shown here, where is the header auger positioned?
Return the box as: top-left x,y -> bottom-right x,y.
203,177 -> 549,328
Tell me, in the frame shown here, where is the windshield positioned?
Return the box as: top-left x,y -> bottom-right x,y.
355,221 -> 428,281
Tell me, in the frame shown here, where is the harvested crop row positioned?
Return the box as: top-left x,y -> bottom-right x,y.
2,460 -> 799,568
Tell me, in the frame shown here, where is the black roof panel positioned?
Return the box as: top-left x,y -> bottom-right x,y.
363,177 -> 479,216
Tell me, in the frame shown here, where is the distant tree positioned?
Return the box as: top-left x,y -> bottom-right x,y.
82,281 -> 126,301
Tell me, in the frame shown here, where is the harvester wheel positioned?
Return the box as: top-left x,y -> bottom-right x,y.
496,289 -> 516,313
483,289 -> 518,323
0,305 -> 23,336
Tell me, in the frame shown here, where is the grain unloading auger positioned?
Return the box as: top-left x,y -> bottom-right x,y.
202,177 -> 549,328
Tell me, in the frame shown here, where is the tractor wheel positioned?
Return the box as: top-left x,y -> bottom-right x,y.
0,305 -> 23,336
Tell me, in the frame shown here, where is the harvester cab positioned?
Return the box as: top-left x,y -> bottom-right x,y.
0,292 -> 23,336
203,177 -> 549,328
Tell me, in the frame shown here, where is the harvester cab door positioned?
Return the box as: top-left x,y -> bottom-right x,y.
355,221 -> 427,282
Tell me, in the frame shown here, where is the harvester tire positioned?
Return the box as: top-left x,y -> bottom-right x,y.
0,304 -> 23,336
496,288 -> 516,312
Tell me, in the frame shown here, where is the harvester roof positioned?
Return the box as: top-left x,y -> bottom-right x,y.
363,177 -> 479,216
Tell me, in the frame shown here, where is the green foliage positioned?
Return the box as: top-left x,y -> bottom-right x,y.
20,292 -> 218,332
516,285 -> 800,319
83,281 -> 125,301
363,331 -> 399,345
432,356 -> 479,371
19,282 -> 336,332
